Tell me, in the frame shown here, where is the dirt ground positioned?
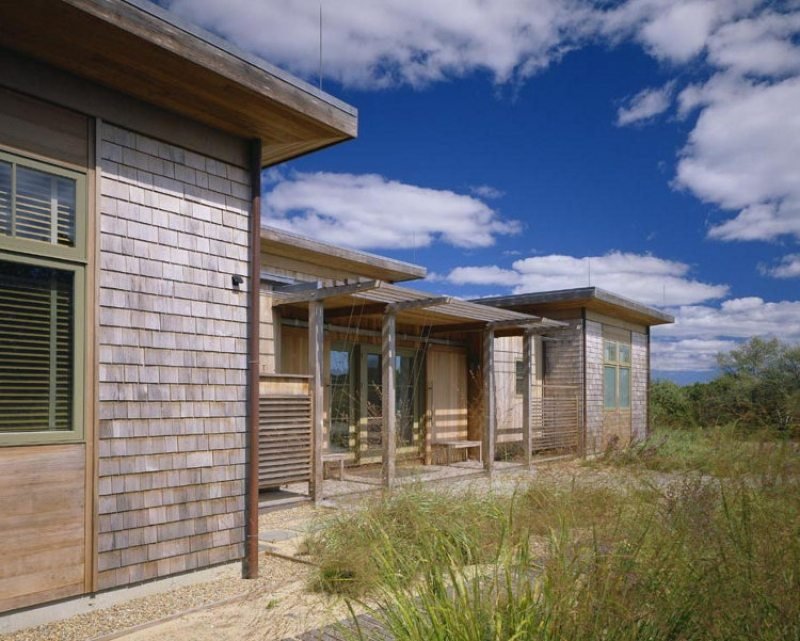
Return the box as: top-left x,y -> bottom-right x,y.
2,459 -> 660,641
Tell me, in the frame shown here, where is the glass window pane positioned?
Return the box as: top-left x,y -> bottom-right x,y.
13,166 -> 76,247
0,160 -> 11,237
604,340 -> 617,363
515,360 -> 526,395
603,365 -> 617,409
618,343 -> 631,365
0,259 -> 73,433
619,367 -> 631,408
329,349 -> 352,451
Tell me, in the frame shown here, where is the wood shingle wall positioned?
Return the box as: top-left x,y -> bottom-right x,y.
96,123 -> 250,589
631,332 -> 648,442
584,320 -> 604,454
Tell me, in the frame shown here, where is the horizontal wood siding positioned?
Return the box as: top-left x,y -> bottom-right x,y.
0,444 -> 85,612
96,123 -> 249,590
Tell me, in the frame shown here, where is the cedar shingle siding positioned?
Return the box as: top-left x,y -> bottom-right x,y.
96,123 -> 250,589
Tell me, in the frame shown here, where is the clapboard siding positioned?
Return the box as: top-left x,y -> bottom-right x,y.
97,123 -> 249,590
0,444 -> 85,612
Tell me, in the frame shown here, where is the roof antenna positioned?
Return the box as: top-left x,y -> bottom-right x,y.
318,2 -> 323,92
587,258 -> 591,286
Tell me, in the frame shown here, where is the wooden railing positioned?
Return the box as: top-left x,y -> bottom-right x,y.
259,374 -> 312,489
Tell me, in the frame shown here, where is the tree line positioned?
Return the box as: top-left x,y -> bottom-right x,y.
651,337 -> 800,436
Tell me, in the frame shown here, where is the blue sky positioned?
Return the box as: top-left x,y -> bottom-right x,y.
159,0 -> 800,382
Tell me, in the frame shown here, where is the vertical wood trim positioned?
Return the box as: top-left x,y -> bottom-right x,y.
580,307 -> 587,457
86,117 -> 100,593
483,327 -> 495,474
646,326 -> 651,437
309,301 -> 325,503
382,312 -> 396,488
522,330 -> 533,467
243,139 -> 262,579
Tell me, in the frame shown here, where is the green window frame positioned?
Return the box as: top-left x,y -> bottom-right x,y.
0,149 -> 86,446
603,338 -> 631,410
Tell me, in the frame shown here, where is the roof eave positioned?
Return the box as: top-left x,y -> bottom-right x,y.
0,0 -> 358,168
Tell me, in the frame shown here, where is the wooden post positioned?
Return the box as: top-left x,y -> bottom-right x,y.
382,311 -> 396,489
522,330 -> 533,468
483,326 -> 496,474
309,301 -> 324,504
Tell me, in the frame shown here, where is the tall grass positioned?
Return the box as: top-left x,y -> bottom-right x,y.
308,431 -> 800,640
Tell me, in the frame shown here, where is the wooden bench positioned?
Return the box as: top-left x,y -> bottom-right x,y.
432,440 -> 483,465
321,453 -> 348,480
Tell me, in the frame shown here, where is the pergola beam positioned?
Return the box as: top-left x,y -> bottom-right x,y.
273,279 -> 381,305
386,296 -> 450,313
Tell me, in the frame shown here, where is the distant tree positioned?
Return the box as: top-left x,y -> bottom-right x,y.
651,338 -> 799,435
650,379 -> 693,429
716,338 -> 800,433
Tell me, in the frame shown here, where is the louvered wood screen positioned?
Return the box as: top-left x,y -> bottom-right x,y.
259,376 -> 312,488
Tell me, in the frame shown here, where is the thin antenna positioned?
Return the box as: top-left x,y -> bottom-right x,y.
587,258 -> 591,286
318,3 -> 323,92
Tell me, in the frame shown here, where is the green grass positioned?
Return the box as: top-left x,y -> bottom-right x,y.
307,430 -> 800,641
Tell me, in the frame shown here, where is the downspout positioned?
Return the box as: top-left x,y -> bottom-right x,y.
244,139 -> 262,579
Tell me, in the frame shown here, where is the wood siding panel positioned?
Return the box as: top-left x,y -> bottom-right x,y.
0,87 -> 90,168
427,348 -> 469,445
495,336 -> 523,444
0,444 -> 85,612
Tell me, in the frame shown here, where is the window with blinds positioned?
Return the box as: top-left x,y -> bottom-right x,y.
0,261 -> 73,432
0,150 -> 84,443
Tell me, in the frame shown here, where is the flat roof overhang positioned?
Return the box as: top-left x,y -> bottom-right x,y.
261,226 -> 427,284
273,280 -> 565,335
477,287 -> 675,327
0,0 -> 358,168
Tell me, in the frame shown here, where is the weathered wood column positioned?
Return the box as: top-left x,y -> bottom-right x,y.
382,310 -> 397,489
522,329 -> 534,468
309,301 -> 324,504
483,326 -> 496,474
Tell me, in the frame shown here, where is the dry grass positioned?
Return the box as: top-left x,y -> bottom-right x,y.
307,429 -> 800,641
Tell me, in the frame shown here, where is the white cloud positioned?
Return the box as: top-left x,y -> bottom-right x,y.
599,0 -> 760,63
262,171 -> 520,250
706,11 -> 800,77
448,265 -> 521,287
616,81 -> 675,126
676,75 -> 800,242
653,297 -> 800,370
470,185 -> 505,199
163,0 -> 592,89
445,252 -> 729,305
651,337 -> 740,371
760,254 -> 800,278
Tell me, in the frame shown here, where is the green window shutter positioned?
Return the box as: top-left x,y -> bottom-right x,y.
0,260 -> 73,433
